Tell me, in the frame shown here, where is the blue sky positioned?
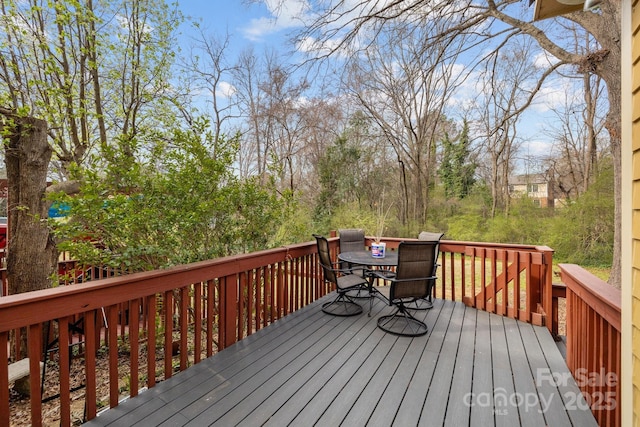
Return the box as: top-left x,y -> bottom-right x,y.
176,1 -> 303,54
171,1 -> 594,173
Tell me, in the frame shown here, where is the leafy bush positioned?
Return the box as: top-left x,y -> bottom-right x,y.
545,166 -> 614,266
49,118 -> 288,271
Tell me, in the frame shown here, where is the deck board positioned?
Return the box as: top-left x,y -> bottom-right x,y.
419,300 -> 465,426
470,310 -> 495,426
85,295 -> 597,427
504,316 -> 547,427
392,297 -> 452,426
490,314 -> 520,427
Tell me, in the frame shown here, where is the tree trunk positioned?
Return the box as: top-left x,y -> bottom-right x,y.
2,112 -> 57,356
3,113 -> 57,295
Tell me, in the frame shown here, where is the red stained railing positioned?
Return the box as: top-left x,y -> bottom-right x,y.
378,238 -> 554,327
559,263 -> 621,427
0,237 -> 559,425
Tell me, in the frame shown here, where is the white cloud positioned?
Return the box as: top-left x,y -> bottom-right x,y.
218,81 -> 236,98
296,35 -> 346,57
242,0 -> 310,41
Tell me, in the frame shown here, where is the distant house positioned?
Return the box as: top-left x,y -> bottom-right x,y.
508,173 -> 555,208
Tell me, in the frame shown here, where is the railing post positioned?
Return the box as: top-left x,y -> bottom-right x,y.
539,247 -> 554,332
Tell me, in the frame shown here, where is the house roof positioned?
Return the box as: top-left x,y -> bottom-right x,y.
510,173 -> 549,185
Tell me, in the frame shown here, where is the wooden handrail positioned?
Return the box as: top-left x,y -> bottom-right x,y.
0,238 -> 556,425
559,263 -> 621,427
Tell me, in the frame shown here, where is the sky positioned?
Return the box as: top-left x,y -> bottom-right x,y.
172,1 -> 592,174
176,1 -> 304,54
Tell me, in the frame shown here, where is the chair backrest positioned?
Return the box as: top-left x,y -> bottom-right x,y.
418,231 -> 444,242
339,229 -> 365,253
418,231 -> 444,276
391,241 -> 439,300
314,234 -> 337,285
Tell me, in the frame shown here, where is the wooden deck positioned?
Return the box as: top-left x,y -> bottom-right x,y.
84,294 -> 598,426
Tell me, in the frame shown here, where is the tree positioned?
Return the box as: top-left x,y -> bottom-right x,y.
1,110 -> 57,294
315,135 -> 364,223
472,38 -> 541,217
547,162 -> 614,265
439,120 -> 475,199
292,0 -> 622,285
0,0 -> 185,179
1,109 -> 57,358
543,71 -> 608,200
340,13 -> 468,225
183,28 -> 239,143
0,0 -> 106,177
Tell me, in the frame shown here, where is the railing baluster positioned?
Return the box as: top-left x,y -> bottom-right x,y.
180,286 -> 188,371
206,280 -> 214,357
163,290 -> 173,379
0,332 -> 8,426
27,323 -> 42,426
130,299 -> 140,397
85,310 -> 97,420
59,316 -> 70,426
194,283 -> 202,364
146,295 -> 156,388
108,305 -> 118,409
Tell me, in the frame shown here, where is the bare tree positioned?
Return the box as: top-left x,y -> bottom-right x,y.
233,49 -> 310,191
471,37 -> 541,217
340,11 -> 469,225
233,48 -> 269,179
183,28 -> 240,143
291,0 -> 623,285
544,72 -> 607,200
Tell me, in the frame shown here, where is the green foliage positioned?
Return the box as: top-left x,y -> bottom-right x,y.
545,165 -> 614,266
483,198 -> 552,245
50,117 -> 287,271
443,165 -> 614,268
270,196 -> 314,246
439,120 -> 475,200
314,136 -> 365,224
444,189 -> 551,245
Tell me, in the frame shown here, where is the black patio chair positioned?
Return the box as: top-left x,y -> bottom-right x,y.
371,240 -> 439,336
413,231 -> 444,309
339,228 -> 366,252
338,228 -> 367,278
314,234 -> 369,316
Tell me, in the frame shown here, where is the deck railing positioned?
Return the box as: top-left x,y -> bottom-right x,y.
559,263 -> 621,427
0,237 -> 602,426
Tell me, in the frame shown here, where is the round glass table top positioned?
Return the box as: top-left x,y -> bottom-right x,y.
337,250 -> 398,267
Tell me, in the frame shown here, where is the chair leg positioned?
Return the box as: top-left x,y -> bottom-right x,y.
322,292 -> 363,317
377,304 -> 428,336
408,296 -> 433,310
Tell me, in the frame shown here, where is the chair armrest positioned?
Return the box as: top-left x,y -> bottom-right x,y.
372,273 -> 437,283
327,260 -> 366,276
369,269 -> 396,280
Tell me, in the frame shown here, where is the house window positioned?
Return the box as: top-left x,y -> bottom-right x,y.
527,184 -> 538,193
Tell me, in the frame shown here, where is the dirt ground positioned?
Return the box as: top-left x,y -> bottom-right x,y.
9,343 -> 176,426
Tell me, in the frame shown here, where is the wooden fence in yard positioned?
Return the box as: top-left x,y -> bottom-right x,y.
0,236 -> 619,426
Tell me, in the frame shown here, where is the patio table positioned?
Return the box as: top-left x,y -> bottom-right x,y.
338,251 -> 398,314
337,250 -> 398,269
